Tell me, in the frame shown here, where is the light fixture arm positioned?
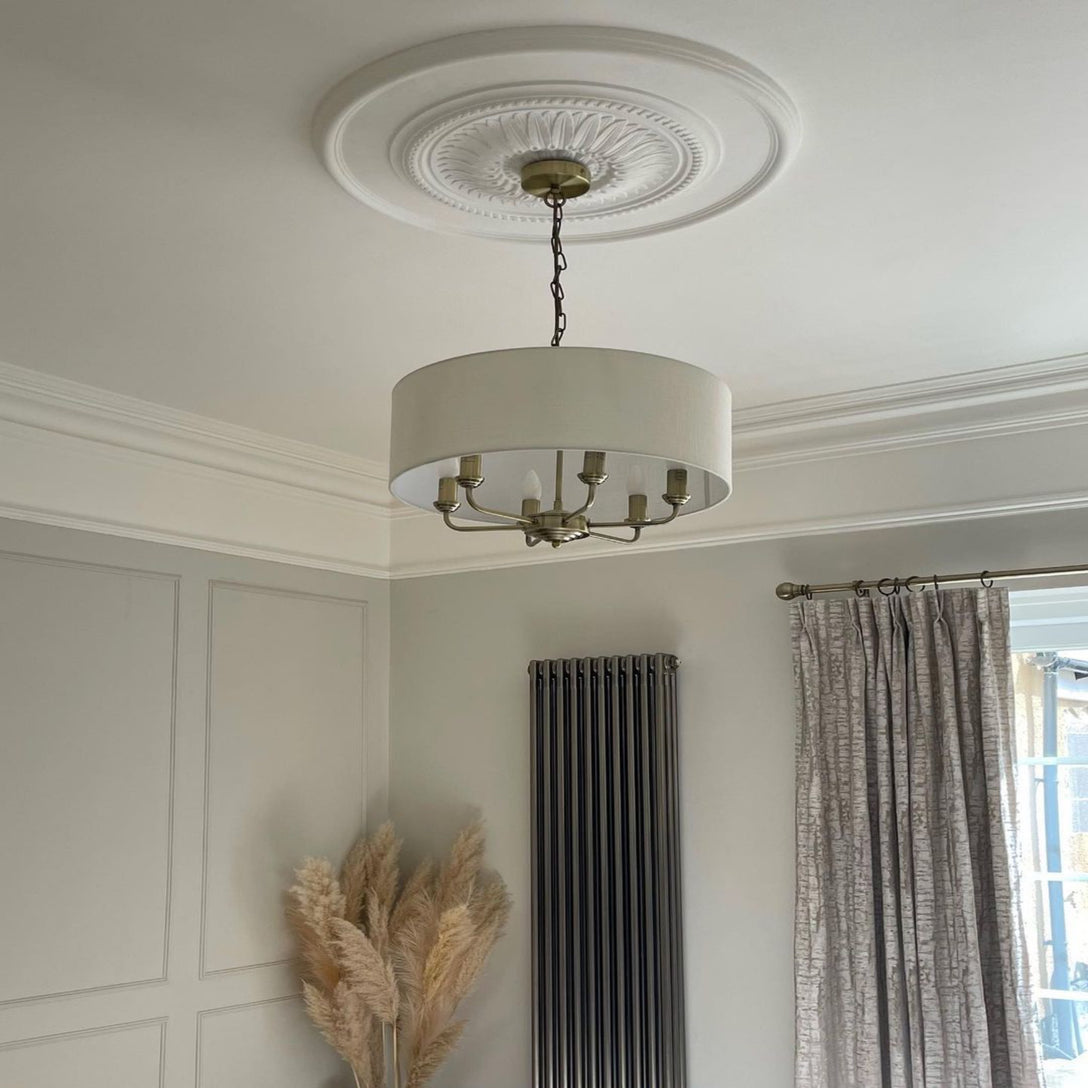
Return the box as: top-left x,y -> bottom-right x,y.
591,502 -> 684,530
588,527 -> 643,544
463,486 -> 532,525
441,510 -> 525,534
567,482 -> 598,518
434,450 -> 692,548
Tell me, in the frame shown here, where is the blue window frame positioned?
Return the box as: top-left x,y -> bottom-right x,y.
1013,588 -> 1088,1082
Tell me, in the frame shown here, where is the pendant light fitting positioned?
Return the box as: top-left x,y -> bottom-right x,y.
389,154 -> 732,550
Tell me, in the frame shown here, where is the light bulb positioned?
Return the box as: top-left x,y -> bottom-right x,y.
522,469 -> 543,501
627,463 -> 647,496
444,457 -> 460,479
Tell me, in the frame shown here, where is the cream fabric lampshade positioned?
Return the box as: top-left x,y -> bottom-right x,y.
390,346 -> 732,523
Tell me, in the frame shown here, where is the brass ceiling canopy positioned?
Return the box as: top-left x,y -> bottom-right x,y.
519,159 -> 592,200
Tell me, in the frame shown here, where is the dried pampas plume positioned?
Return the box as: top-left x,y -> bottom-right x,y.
287,820 -> 510,1088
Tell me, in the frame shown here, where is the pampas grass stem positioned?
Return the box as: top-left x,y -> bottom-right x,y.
288,821 -> 508,1088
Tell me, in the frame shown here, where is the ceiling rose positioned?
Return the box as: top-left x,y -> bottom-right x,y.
402,93 -> 704,223
316,29 -> 799,550
314,26 -> 800,242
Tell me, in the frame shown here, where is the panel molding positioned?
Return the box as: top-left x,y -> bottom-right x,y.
194,995 -> 300,1088
0,551 -> 179,1008
0,1017 -> 168,1088
198,582 -> 368,979
5,351 -> 1088,577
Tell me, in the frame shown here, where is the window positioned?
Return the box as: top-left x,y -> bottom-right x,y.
1013,588 -> 1088,1086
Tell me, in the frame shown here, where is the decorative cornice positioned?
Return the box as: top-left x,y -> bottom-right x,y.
736,350 -> 1088,432
732,350 -> 1088,468
0,360 -> 392,578
3,351 -> 1088,579
0,360 -> 391,510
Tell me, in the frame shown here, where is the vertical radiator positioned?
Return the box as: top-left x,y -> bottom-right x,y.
529,653 -> 686,1088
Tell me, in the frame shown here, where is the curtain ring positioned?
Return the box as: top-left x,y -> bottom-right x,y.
980,570 -> 994,589
852,579 -> 870,598
804,584 -> 814,600
904,575 -> 922,593
877,577 -> 897,597
932,574 -> 940,592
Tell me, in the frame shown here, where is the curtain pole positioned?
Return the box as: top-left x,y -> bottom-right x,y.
775,561 -> 1088,601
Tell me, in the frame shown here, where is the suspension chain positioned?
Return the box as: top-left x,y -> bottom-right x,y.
544,188 -> 567,347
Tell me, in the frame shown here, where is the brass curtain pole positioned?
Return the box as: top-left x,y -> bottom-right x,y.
775,562 -> 1088,601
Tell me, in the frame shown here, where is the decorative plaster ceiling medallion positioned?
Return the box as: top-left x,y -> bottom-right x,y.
402,92 -> 703,223
314,26 -> 800,242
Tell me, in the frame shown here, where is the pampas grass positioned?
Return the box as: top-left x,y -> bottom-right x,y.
287,821 -> 510,1088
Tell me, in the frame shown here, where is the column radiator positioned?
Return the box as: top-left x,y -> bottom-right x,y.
529,653 -> 686,1088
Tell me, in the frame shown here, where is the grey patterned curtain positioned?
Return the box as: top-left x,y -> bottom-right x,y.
791,587 -> 1043,1088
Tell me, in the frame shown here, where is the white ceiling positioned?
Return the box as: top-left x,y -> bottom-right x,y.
3,0 -> 1088,463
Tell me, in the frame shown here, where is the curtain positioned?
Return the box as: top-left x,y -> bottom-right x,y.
791,587 -> 1043,1088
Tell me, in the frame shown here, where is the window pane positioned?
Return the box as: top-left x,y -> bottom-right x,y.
1014,648 -> 1088,1079
1014,652 -> 1088,761
1022,763 -> 1088,873
1021,767 -> 1088,1005
1040,997 -> 1088,1085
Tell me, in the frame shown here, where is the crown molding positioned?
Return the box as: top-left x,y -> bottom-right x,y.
2,351 -> 1088,579
0,361 -> 392,509
732,350 -> 1088,468
737,350 -> 1088,430
0,361 -> 393,577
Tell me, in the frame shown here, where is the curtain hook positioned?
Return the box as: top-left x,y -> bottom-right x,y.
877,577 -> 896,597
980,570 -> 994,589
852,579 -> 870,598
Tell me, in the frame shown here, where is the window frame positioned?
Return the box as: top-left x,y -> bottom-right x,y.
1012,588 -> 1088,1067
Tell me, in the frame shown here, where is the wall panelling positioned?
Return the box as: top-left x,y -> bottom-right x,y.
0,518 -> 385,1088
201,583 -> 367,976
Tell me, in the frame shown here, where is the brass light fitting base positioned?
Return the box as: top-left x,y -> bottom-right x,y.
520,159 -> 592,199
524,511 -> 590,547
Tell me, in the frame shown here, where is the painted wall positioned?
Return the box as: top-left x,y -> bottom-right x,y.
0,517 -> 388,1088
390,505 -> 1088,1088
7,500 -> 1088,1088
